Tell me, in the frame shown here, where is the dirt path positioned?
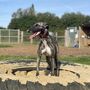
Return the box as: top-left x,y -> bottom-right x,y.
0,44 -> 90,56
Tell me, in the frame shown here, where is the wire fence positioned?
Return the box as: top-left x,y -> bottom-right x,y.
0,29 -> 20,44
0,29 -> 65,46
22,32 -> 65,46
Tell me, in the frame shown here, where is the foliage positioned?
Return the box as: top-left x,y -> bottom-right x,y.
8,16 -> 37,31
12,4 -> 36,19
8,4 -> 90,35
36,12 -> 61,31
61,12 -> 86,28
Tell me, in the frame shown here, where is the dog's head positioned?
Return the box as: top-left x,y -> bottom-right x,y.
28,22 -> 49,39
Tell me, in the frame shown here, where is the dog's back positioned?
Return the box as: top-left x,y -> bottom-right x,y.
48,35 -> 59,54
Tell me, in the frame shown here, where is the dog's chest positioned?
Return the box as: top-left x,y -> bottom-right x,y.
41,45 -> 51,56
41,40 -> 52,56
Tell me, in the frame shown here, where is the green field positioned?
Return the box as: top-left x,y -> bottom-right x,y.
0,55 -> 90,65
60,56 -> 90,65
0,44 -> 13,48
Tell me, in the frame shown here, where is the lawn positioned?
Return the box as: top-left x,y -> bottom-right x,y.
60,56 -> 90,65
0,55 -> 90,65
0,44 -> 12,48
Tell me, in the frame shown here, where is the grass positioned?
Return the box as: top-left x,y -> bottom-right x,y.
0,55 -> 90,65
0,44 -> 12,48
0,55 -> 36,61
60,56 -> 90,65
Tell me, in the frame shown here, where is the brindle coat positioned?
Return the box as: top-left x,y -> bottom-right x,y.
36,35 -> 59,76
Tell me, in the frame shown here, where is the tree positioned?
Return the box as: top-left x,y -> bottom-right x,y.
83,15 -> 90,24
29,4 -> 36,16
61,12 -> 86,28
37,12 -> 61,31
8,16 -> 37,31
0,27 -> 6,29
8,18 -> 19,29
12,4 -> 35,19
8,4 -> 90,35
12,8 -> 23,18
9,11 -> 61,32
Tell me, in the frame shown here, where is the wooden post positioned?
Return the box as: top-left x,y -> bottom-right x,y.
65,29 -> 70,47
0,29 -> 1,44
78,27 -> 80,48
21,31 -> 23,43
55,32 -> 58,41
65,29 -> 67,47
30,38 -> 33,44
9,29 -> 10,44
18,29 -> 20,44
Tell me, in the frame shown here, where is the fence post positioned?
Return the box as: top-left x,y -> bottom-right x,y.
65,29 -> 70,47
18,29 -> 20,44
30,38 -> 33,44
21,31 -> 23,43
78,26 -> 81,48
9,29 -> 10,44
0,29 -> 1,44
55,32 -> 58,41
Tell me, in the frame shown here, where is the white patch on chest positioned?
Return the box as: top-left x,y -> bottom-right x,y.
41,40 -> 52,56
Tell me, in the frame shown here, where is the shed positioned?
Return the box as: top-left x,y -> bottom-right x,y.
65,27 -> 78,47
79,23 -> 90,48
65,24 -> 90,48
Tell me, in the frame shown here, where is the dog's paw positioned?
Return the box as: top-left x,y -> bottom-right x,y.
36,72 -> 39,76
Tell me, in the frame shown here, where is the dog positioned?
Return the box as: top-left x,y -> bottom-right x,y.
28,22 -> 59,76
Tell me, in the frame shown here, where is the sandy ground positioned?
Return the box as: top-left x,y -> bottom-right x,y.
0,61 -> 90,86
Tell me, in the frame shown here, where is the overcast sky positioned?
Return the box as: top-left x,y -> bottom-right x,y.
0,0 -> 90,27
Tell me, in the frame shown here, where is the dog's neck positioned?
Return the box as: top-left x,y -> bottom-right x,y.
40,37 -> 52,56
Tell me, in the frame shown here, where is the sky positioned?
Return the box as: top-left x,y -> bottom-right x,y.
0,0 -> 90,28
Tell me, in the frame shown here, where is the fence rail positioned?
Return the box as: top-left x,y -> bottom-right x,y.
0,29 -> 20,44
0,29 -> 65,46
22,32 -> 65,46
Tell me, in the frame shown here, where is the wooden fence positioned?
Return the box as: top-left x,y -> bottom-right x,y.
0,29 -> 20,44
0,29 -> 65,46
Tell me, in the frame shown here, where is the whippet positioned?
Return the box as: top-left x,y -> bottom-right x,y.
28,22 -> 59,76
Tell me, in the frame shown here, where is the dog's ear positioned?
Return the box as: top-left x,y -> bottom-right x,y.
45,24 -> 49,29
27,27 -> 33,33
34,23 -> 39,27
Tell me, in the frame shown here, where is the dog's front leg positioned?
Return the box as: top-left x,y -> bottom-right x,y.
36,55 -> 41,76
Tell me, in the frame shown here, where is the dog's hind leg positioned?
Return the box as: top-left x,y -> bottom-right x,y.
55,56 -> 59,76
46,56 -> 51,69
51,57 -> 55,76
36,55 -> 41,76
45,56 -> 51,75
54,44 -> 59,76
